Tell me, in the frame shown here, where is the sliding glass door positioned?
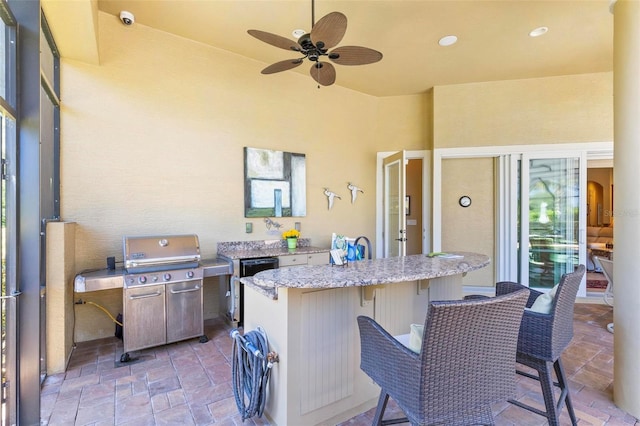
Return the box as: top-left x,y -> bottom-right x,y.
519,153 -> 586,294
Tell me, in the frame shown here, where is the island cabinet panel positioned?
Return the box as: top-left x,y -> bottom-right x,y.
299,288 -> 355,414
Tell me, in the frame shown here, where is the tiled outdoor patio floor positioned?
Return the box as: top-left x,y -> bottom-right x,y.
41,304 -> 638,425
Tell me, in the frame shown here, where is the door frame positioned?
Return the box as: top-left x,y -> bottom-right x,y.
376,150 -> 431,258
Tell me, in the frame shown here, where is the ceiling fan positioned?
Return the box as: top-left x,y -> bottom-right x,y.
247,0 -> 383,87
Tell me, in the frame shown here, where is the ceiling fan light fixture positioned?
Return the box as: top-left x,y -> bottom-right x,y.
248,2 -> 381,88
438,35 -> 458,47
529,26 -> 549,37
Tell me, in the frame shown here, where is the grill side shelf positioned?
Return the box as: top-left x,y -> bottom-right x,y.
74,269 -> 125,293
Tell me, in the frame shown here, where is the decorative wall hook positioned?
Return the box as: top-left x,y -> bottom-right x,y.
347,182 -> 364,203
323,188 -> 342,210
264,217 -> 283,230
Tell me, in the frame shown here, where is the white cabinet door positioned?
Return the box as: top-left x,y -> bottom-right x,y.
279,254 -> 307,267
307,252 -> 330,265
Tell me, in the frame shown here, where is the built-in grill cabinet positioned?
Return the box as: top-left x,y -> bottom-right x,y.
121,234 -> 205,359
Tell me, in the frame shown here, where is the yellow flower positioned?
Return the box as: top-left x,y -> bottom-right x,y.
282,229 -> 300,239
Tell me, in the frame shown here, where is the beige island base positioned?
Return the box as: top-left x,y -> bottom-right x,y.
241,252 -> 490,426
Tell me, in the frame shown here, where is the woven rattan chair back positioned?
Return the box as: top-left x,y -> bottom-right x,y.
358,288 -> 529,426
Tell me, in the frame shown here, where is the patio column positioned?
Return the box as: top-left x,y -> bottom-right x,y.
612,0 -> 640,418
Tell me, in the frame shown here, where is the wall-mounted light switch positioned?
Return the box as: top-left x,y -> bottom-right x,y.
295,222 -> 301,231
246,223 -> 253,233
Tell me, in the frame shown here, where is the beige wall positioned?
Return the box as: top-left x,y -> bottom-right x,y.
62,12 -> 428,340
441,158 -> 495,287
433,72 -> 613,148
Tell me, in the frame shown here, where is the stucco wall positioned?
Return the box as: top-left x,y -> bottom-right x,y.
441,158 -> 495,287
433,72 -> 613,148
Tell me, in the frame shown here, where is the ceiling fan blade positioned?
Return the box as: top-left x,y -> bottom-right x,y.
262,59 -> 304,74
248,29 -> 300,52
310,62 -> 336,86
329,46 -> 383,66
310,12 -> 347,50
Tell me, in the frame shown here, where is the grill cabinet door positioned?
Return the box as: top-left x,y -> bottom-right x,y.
123,284 -> 166,352
166,281 -> 203,343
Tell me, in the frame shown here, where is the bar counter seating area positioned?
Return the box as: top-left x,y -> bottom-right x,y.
41,255 -> 634,425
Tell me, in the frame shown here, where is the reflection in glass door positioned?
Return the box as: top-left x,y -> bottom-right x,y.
519,155 -> 585,292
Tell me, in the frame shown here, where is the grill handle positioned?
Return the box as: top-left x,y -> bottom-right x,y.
126,256 -> 201,268
128,291 -> 162,300
170,285 -> 201,294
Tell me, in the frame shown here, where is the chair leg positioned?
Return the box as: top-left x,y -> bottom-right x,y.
372,391 -> 410,426
511,359 -> 577,426
554,359 -> 577,426
538,361 -> 561,426
372,391 -> 389,426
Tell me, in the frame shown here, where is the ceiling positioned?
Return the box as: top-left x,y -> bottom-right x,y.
92,0 -> 613,97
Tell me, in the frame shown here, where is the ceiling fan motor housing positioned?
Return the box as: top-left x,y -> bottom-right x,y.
298,33 -> 314,50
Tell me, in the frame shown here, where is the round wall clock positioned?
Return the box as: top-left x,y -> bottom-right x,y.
459,195 -> 472,208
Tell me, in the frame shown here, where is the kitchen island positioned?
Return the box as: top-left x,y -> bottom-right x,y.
241,252 -> 490,426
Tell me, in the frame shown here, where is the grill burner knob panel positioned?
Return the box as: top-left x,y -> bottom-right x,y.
163,273 -> 172,281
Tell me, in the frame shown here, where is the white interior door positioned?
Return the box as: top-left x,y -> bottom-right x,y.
383,151 -> 407,257
519,152 -> 587,296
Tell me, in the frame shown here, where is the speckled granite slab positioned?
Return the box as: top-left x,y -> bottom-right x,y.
217,238 -> 329,260
241,252 -> 490,299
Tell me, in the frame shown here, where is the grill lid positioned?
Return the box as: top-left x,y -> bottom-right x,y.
123,234 -> 201,273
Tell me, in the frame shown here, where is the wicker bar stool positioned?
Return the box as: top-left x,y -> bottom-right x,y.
357,288 -> 529,425
496,264 -> 586,426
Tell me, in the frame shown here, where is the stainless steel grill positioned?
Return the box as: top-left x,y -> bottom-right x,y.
73,233 -> 233,362
121,234 -> 205,361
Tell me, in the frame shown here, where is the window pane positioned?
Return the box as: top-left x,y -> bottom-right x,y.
40,27 -> 55,89
1,16 -> 17,108
527,157 -> 580,289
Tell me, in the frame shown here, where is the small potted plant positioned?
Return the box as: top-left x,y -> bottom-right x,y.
282,229 -> 301,250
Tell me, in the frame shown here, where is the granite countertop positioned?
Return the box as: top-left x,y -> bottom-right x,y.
217,238 -> 329,260
242,252 -> 490,299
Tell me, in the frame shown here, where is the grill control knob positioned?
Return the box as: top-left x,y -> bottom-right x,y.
186,271 -> 194,279
138,276 -> 147,284
163,273 -> 172,281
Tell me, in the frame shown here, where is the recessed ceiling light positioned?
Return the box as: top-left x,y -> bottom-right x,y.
292,29 -> 306,39
438,35 -> 458,47
529,26 -> 549,37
